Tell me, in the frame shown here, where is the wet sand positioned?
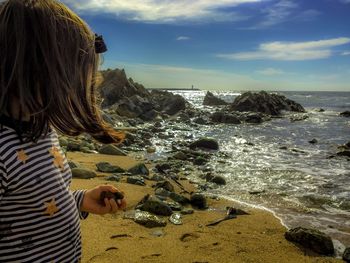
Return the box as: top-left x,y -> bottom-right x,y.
68,152 -> 341,263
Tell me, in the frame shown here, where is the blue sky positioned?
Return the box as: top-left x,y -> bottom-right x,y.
63,0 -> 350,91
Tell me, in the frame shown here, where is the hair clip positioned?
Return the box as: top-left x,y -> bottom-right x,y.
95,34 -> 107,54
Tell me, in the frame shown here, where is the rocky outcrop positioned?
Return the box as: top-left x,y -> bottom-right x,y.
98,68 -> 189,119
203,91 -> 228,106
340,111 -> 350,117
230,91 -> 305,116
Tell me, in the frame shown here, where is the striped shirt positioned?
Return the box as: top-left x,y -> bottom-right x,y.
0,116 -> 87,263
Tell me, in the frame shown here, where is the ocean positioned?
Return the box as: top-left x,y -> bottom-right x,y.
147,90 -> 350,253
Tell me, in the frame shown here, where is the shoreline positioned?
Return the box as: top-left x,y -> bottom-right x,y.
68,152 -> 342,263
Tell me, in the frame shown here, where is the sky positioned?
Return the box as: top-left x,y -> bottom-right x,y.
62,0 -> 350,91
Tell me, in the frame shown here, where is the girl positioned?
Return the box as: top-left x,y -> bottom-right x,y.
0,0 -> 126,262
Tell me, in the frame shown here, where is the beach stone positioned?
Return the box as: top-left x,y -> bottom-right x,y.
128,163 -> 149,175
59,137 -> 68,147
210,175 -> 227,185
146,147 -> 156,153
163,200 -> 183,211
98,144 -> 127,156
155,163 -> 172,172
134,210 -> 167,228
193,117 -> 209,125
343,247 -> 350,262
194,156 -> 208,166
106,174 -> 122,182
173,151 -> 187,160
154,181 -> 175,192
71,168 -> 96,179
96,162 -> 125,173
210,112 -> 241,124
337,150 -> 350,157
68,161 -> 79,169
190,138 -> 219,151
203,91 -> 228,106
155,188 -> 170,198
285,227 -> 334,255
308,139 -> 318,144
169,213 -> 183,225
66,140 -> 81,151
138,196 -> 173,216
190,193 -> 208,209
181,208 -> 194,215
169,192 -> 190,204
340,111 -> 350,117
149,174 -> 165,181
244,113 -> 264,124
127,176 -> 146,186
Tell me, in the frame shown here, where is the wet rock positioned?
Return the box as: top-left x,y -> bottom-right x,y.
285,227 -> 334,255
193,156 -> 208,166
71,168 -> 96,179
96,162 -> 125,173
66,140 -> 81,151
340,111 -> 350,117
190,193 -> 208,209
138,196 -> 173,216
169,213 -> 183,225
146,147 -> 156,153
244,113 -> 264,124
106,174 -> 122,182
203,91 -> 228,106
337,150 -> 350,157
155,188 -> 170,198
154,181 -> 175,192
98,145 -> 127,156
127,176 -> 146,186
290,114 -> 309,122
210,112 -> 241,124
230,91 -> 305,116
193,117 -> 209,125
163,200 -> 183,211
128,163 -> 149,175
155,163 -> 172,172
59,137 -> 68,147
169,192 -> 190,204
343,247 -> 350,262
150,90 -> 187,115
308,139 -> 318,144
134,210 -> 167,228
206,175 -> 226,185
190,138 -> 219,151
181,208 -> 194,215
173,151 -> 188,160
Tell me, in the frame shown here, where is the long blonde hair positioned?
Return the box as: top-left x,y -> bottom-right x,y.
0,0 -> 124,143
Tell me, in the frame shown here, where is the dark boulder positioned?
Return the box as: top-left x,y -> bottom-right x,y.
230,91 -> 305,116
210,112 -> 241,124
285,227 -> 334,255
137,196 -> 173,216
71,168 -> 96,179
96,162 -> 125,173
98,145 -> 127,156
203,91 -> 228,106
190,193 -> 208,209
150,90 -> 187,115
337,150 -> 350,157
343,247 -> 350,262
189,138 -> 219,151
340,111 -> 350,117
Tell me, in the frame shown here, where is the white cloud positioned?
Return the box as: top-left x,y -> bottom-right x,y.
63,0 -> 262,23
256,68 -> 285,75
176,36 -> 190,41
217,37 -> 350,61
339,0 -> 350,3
342,51 -> 350,56
258,0 -> 298,28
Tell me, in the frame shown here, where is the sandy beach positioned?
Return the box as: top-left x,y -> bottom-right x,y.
67,152 -> 342,263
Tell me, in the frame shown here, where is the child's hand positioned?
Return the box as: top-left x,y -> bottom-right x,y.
80,185 -> 126,215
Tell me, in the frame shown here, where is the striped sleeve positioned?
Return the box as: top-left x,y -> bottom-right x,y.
0,158 -> 6,202
72,190 -> 89,219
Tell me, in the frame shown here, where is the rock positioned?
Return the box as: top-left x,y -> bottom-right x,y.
114,95 -> 153,119
343,247 -> 350,262
71,168 -> 96,179
128,163 -> 149,175
309,139 -> 318,144
127,176 -> 146,186
285,227 -> 334,255
106,174 -> 122,182
68,161 -> 79,169
155,188 -> 170,198
59,137 -> 68,147
244,113 -> 264,124
203,91 -> 228,106
190,193 -> 208,209
146,147 -> 156,153
138,196 -> 173,216
210,112 -> 241,124
193,117 -> 209,125
169,192 -> 190,204
96,162 -> 125,173
98,145 -> 127,156
150,90 -> 187,115
163,200 -> 183,211
66,140 -> 81,151
134,210 -> 167,228
154,181 -> 175,192
181,208 -> 194,215
193,156 -> 208,166
189,138 -> 219,151
290,114 -> 309,122
230,91 -> 305,116
169,213 -> 183,225
340,111 -> 350,117
173,151 -> 187,160
206,175 -> 226,185
337,150 -> 350,157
